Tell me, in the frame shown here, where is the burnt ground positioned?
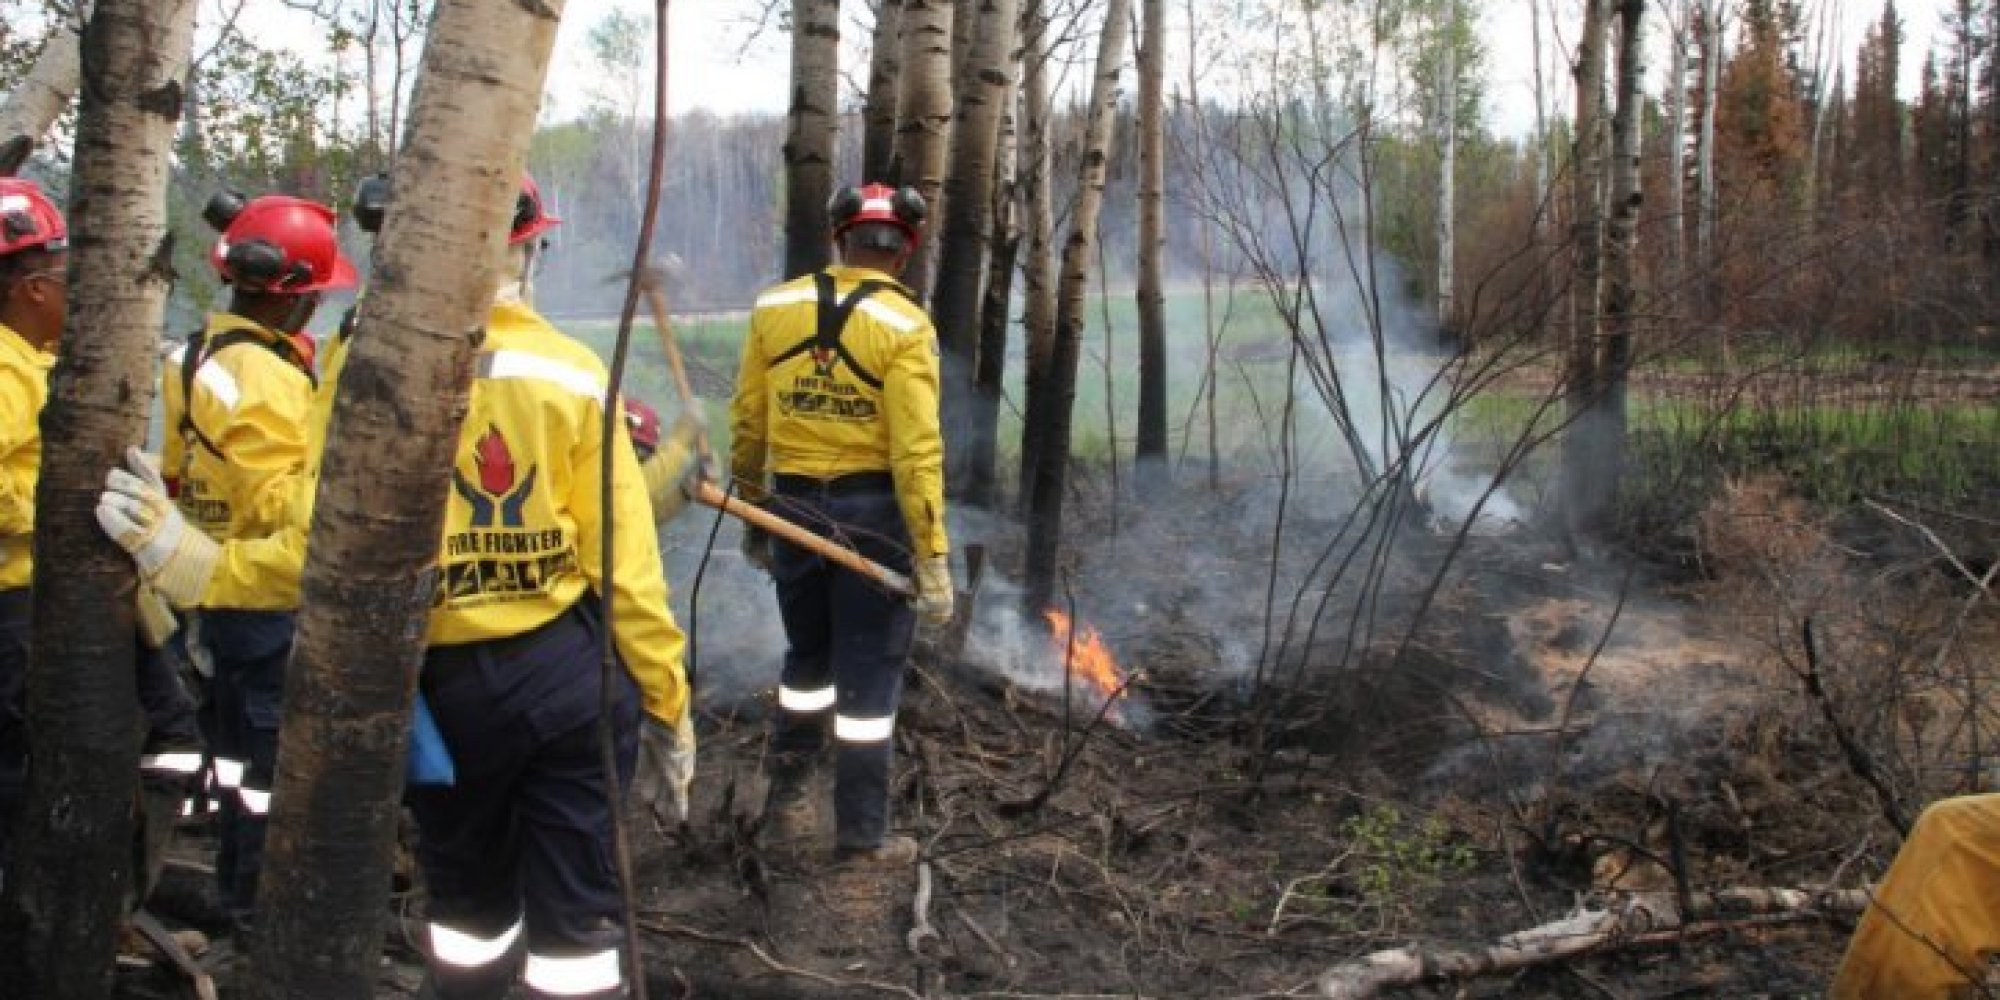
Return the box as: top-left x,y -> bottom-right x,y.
116,483 -> 1913,1000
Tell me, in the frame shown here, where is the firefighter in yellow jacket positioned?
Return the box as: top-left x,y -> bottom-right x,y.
97,175 -> 693,1000
731,183 -> 955,865
159,191 -> 355,931
0,177 -> 201,884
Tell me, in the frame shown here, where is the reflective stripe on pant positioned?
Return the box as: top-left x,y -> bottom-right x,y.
766,483 -> 916,850
194,608 -> 294,924
409,603 -> 637,998
423,917 -> 525,1000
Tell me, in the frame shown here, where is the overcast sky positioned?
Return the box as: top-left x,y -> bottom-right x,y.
238,0 -> 1941,140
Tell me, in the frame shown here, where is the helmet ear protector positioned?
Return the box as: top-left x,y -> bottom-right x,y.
202,190 -> 247,233
887,186 -> 927,229
225,239 -> 314,291
827,183 -> 927,249
351,172 -> 392,235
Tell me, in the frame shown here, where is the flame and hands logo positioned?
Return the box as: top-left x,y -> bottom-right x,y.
453,424 -> 539,527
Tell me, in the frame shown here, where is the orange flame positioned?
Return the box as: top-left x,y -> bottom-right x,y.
1044,609 -> 1128,706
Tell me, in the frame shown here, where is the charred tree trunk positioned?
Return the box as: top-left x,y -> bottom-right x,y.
1132,0 -> 1168,488
1013,0 -> 1056,517
891,0 -> 954,300
783,0 -> 840,278
246,1 -> 568,995
1591,0 -> 1645,520
0,1 -> 92,171
863,0 -> 904,183
1021,0 -> 1129,613
0,3 -> 194,996
933,0 -> 1017,495
965,82 -> 1018,509
1559,0 -> 1611,543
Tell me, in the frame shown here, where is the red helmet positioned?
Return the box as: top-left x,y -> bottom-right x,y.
623,397 -> 662,458
511,173 -> 561,246
209,195 -> 358,294
828,183 -> 926,245
0,178 -> 68,257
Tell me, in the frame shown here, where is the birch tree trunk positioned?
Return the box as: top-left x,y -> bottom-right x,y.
1433,0 -> 1457,333
1664,0 -> 1687,298
1132,0 -> 1168,486
892,0 -> 954,300
784,0 -> 841,278
933,0 -> 1017,493
1591,0 -> 1645,515
1530,0 -> 1550,222
247,1 -> 567,994
1695,0 -> 1721,289
1013,0 -> 1057,516
1559,0 -> 1612,541
0,3 -> 193,996
864,0 -> 904,182
0,0 -> 93,172
1021,0 -> 1130,613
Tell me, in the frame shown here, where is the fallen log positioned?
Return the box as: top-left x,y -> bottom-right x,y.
1318,887 -> 1869,999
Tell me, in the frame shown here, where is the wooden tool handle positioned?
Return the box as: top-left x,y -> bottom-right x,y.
692,480 -> 914,597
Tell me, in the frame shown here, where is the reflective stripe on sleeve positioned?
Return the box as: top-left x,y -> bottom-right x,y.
140,751 -> 204,775
483,350 -> 606,402
855,298 -> 921,333
834,713 -> 895,743
754,288 -> 816,309
430,919 -> 524,968
237,788 -> 272,815
777,684 -> 837,712
194,361 -> 243,412
523,948 -> 621,995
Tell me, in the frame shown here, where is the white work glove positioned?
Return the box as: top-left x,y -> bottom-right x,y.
639,412 -> 710,523
634,713 -> 697,824
95,447 -> 220,609
740,525 -> 773,574
134,585 -> 180,650
914,554 -> 954,627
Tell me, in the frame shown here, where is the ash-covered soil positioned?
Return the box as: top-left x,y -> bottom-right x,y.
116,489 -> 1893,999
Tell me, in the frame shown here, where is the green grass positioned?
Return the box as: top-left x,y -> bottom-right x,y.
557,292 -> 1998,530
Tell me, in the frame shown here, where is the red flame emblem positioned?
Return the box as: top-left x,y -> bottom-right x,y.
473,425 -> 515,495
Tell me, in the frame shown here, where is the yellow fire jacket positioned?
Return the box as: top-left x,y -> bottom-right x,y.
1832,794 -> 2000,998
729,264 -> 950,559
201,300 -> 690,726
0,321 -> 52,591
160,313 -> 314,544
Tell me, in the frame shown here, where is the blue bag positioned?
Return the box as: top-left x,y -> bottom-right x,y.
407,691 -> 456,786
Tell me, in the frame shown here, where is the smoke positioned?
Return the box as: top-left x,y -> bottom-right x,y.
660,516 -> 785,711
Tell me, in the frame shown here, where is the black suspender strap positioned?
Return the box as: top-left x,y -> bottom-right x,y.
177,325 -> 317,461
768,272 -> 902,392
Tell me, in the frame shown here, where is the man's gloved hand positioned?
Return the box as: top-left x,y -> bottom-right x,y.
135,585 -> 180,649
740,525 -> 773,574
914,554 -> 954,626
96,448 -> 219,609
634,712 -> 697,823
639,412 -> 710,522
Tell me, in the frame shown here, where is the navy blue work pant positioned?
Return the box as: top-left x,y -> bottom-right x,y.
765,477 -> 916,850
193,608 -> 293,927
0,587 -> 202,885
410,602 -> 638,1000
